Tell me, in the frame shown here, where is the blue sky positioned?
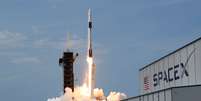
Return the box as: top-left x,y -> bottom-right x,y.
0,0 -> 201,100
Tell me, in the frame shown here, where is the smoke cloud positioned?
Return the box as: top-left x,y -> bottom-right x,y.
47,87 -> 126,101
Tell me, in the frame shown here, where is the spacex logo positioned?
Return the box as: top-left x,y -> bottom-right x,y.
153,63 -> 189,87
152,49 -> 195,87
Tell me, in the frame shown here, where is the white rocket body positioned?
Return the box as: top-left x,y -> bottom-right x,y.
88,8 -> 93,57
87,8 -> 96,97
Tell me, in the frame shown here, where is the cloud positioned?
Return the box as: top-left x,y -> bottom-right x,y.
33,37 -> 87,50
47,0 -> 66,9
0,30 -> 85,50
150,0 -> 190,8
32,26 -> 43,34
0,31 -> 26,49
33,38 -> 62,49
11,57 -> 40,64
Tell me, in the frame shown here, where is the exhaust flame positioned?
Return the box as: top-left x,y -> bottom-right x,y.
87,56 -> 93,97
79,83 -> 91,97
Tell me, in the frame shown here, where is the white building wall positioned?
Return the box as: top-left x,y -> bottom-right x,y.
148,94 -> 153,101
123,89 -> 172,101
187,44 -> 196,85
123,86 -> 201,101
172,86 -> 201,101
159,91 -> 165,101
180,47 -> 188,86
140,38 -> 201,94
195,40 -> 201,84
174,51 -> 181,86
165,89 -> 172,101
163,57 -> 169,89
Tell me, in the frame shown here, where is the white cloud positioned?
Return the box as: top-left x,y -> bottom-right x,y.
32,26 -> 41,34
151,0 -> 190,8
33,37 -> 87,50
11,57 -> 40,64
0,30 -> 87,50
33,38 -> 61,49
0,31 -> 26,49
47,0 -> 66,9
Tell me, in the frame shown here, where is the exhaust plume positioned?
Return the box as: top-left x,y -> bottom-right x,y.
47,87 -> 127,101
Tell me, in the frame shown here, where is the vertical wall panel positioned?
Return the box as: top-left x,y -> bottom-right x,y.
133,97 -> 140,101
158,61 -> 164,90
140,69 -> 145,94
153,93 -> 159,101
126,97 -> 140,101
139,70 -> 142,94
164,57 -> 169,89
195,40 -> 201,84
180,48 -> 189,86
187,44 -> 196,85
148,94 -> 153,101
147,66 -> 152,93
154,63 -> 159,92
136,98 -> 140,101
172,86 -> 201,101
145,67 -> 151,94
150,65 -> 155,93
161,60 -> 165,90
159,91 -> 165,101
174,51 -> 181,86
165,89 -> 172,101
144,68 -> 147,94
140,96 -> 144,101
168,54 -> 175,87
143,95 -> 148,101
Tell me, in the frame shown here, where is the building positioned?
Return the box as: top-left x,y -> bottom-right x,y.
123,85 -> 201,101
123,37 -> 201,101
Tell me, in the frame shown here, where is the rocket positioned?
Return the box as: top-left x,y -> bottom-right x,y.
87,8 -> 96,97
88,8 -> 93,57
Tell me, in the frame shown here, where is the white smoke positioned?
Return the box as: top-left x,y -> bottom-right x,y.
93,88 -> 105,100
107,92 -> 127,101
47,87 -> 126,101
47,88 -> 73,101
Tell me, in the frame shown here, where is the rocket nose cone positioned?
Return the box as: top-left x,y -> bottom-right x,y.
88,8 -> 92,21
88,8 -> 91,15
